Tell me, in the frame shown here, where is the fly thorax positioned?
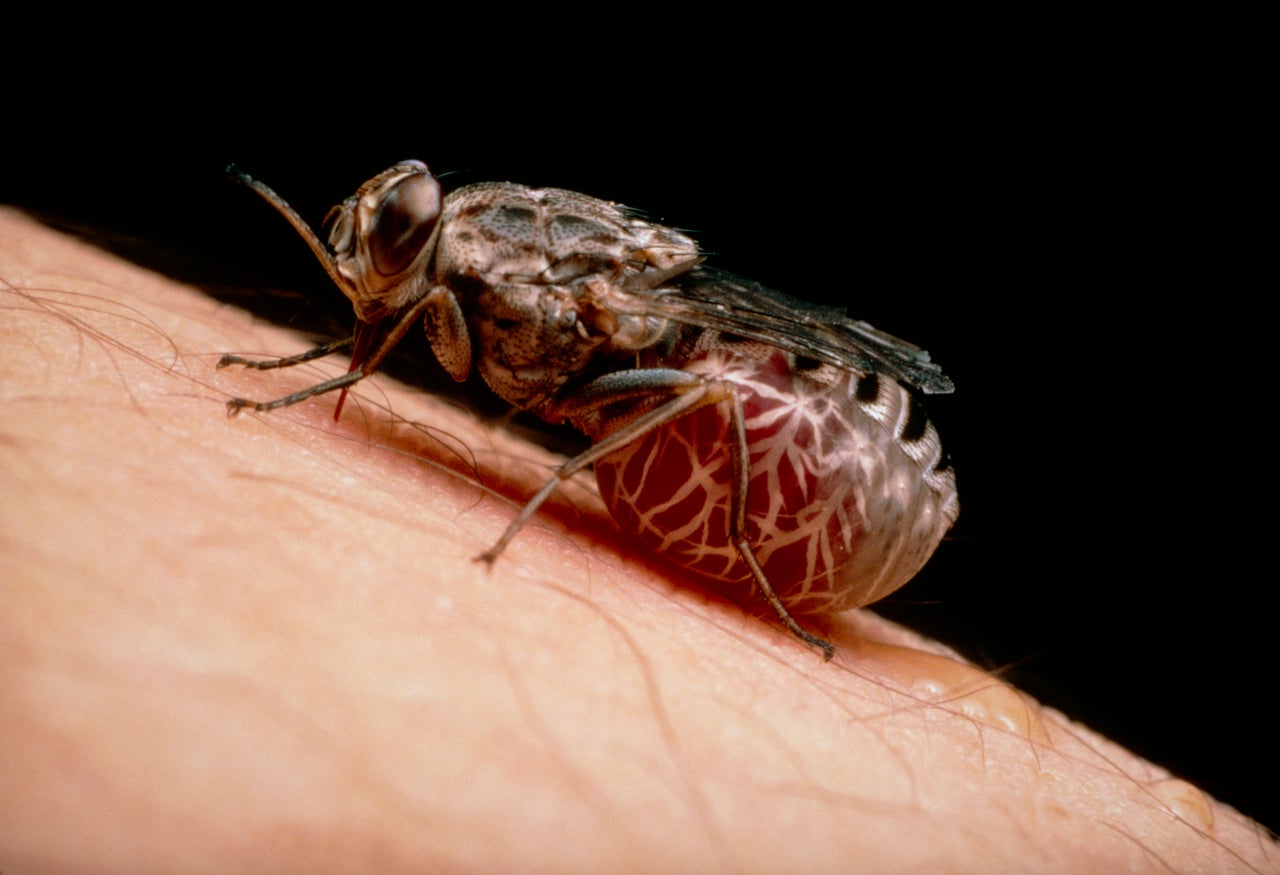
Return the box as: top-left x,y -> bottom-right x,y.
577,279 -> 675,352
467,282 -> 611,412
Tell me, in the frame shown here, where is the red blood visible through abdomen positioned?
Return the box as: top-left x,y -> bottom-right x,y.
592,348 -> 866,613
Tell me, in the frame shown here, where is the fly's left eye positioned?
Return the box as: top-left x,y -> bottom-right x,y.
367,172 -> 442,277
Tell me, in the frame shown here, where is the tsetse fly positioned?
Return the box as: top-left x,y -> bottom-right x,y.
220,161 -> 959,660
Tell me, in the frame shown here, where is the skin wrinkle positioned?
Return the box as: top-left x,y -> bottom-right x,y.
0,209 -> 1275,873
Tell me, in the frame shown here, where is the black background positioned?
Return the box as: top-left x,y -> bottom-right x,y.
6,6 -> 1272,833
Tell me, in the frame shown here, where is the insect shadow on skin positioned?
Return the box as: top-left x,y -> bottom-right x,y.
218,161 -> 959,661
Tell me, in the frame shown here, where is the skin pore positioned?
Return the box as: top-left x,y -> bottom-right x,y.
1,208 -> 1274,872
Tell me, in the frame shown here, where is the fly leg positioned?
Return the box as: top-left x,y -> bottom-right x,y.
478,368 -> 837,660
475,369 -> 710,565
217,337 -> 354,371
223,371 -> 368,415
723,387 -> 837,661
217,338 -> 364,415
218,291 -> 438,418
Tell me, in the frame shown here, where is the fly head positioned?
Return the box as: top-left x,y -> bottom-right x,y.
324,161 -> 443,324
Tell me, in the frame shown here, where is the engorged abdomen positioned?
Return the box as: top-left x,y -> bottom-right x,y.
592,344 -> 959,615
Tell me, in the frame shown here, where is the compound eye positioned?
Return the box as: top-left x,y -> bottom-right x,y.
367,171 -> 442,277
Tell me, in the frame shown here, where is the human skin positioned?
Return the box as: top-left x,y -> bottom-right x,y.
0,208 -> 1273,873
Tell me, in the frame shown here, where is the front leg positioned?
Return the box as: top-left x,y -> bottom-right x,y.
217,337 -> 354,372
224,370 -> 368,416
218,337 -> 366,417
218,293 -> 434,420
